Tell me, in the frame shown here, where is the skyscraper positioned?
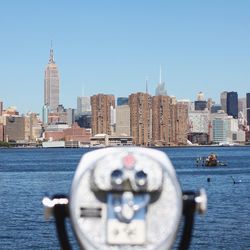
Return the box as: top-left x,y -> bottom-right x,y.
175,101 -> 189,145
77,96 -> 91,115
212,118 -> 228,143
91,94 -> 115,136
44,45 -> 60,112
152,95 -> 170,146
220,91 -> 227,113
129,92 -> 152,146
227,91 -> 238,118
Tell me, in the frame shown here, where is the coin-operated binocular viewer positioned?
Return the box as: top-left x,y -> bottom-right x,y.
43,147 -> 207,250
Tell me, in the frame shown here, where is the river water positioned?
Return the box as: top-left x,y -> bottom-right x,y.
0,146 -> 249,249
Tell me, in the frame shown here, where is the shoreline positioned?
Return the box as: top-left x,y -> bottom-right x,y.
1,144 -> 250,149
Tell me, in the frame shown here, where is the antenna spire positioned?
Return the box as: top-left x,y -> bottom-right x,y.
145,76 -> 148,93
49,41 -> 55,63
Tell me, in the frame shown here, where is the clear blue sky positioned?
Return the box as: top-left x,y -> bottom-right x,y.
0,1 -> 249,114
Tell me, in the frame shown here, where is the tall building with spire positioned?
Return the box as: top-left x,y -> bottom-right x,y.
44,44 -> 60,112
155,66 -> 167,96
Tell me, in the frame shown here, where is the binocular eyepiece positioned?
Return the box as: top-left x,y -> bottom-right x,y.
111,169 -> 148,188
43,147 -> 207,250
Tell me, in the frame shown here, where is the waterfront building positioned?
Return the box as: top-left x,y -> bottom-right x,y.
43,124 -> 69,141
91,94 -> 115,136
116,104 -> 130,136
24,113 -> 42,142
247,93 -> 250,126
44,45 -> 60,112
90,134 -> 133,147
227,91 -> 238,118
45,123 -> 69,131
220,91 -> 227,113
210,112 -> 228,143
188,110 -> 210,144
63,123 -> 91,145
212,118 -> 228,144
129,92 -> 152,146
210,111 -> 245,144
189,110 -> 210,134
175,101 -> 189,145
77,96 -> 91,116
4,116 -> 25,142
151,95 -> 171,146
169,97 -> 177,144
227,116 -> 245,143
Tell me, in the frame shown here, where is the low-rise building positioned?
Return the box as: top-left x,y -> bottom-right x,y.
63,123 -> 91,145
90,134 -> 133,147
43,123 -> 91,145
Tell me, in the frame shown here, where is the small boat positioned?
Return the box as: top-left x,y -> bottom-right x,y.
205,153 -> 218,166
196,153 -> 227,167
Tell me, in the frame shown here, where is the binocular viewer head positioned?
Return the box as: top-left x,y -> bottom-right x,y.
91,150 -> 163,193
43,147 -> 207,250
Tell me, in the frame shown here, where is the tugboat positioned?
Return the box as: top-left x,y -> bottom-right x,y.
205,153 -> 218,167
196,153 -> 227,167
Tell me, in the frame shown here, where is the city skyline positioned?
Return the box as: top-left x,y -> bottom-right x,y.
0,1 -> 250,114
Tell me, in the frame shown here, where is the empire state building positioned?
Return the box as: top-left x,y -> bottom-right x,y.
44,46 -> 60,112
